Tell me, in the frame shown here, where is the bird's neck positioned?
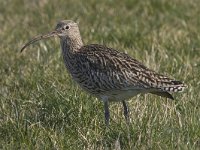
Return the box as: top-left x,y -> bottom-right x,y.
60,36 -> 83,70
60,36 -> 83,56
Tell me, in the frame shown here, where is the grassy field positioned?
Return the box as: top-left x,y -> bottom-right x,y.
0,0 -> 199,149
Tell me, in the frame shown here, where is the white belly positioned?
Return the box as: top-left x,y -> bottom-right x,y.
98,89 -> 147,102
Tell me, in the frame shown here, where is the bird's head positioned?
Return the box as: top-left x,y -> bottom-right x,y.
20,20 -> 81,52
55,20 -> 80,39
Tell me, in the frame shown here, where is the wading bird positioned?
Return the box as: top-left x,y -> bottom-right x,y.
21,20 -> 186,125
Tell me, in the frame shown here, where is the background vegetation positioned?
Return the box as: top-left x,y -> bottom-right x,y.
0,0 -> 199,149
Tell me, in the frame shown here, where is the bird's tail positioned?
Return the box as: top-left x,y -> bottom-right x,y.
150,80 -> 187,100
159,80 -> 187,92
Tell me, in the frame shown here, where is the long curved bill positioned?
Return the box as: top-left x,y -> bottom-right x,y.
20,30 -> 58,52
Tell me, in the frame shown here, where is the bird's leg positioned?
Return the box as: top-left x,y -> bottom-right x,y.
122,100 -> 130,123
104,100 -> 110,126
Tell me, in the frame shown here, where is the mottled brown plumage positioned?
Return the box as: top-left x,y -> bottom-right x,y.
20,20 -> 187,125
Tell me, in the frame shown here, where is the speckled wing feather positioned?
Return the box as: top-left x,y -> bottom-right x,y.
75,44 -> 186,95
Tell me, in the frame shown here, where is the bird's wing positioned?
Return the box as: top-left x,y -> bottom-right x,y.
78,44 -> 186,92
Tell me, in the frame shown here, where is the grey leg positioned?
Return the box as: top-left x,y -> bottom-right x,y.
122,100 -> 129,123
104,101 -> 110,126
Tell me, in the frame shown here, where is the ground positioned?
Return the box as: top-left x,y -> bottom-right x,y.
0,0 -> 199,149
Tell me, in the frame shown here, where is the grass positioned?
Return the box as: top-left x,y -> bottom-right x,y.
0,0 -> 200,149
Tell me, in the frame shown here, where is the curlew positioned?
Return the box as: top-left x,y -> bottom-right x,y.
20,20 -> 187,125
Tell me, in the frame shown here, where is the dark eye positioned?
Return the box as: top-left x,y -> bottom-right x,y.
65,25 -> 70,30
